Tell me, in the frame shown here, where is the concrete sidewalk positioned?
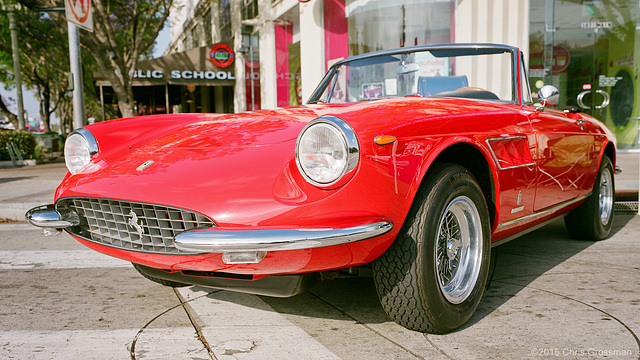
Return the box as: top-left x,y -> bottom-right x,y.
0,162 -> 68,221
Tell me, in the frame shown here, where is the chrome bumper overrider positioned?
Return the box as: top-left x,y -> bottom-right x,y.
26,204 -> 394,253
25,204 -> 79,229
173,221 -> 394,252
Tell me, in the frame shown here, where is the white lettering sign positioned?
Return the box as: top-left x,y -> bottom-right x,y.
581,22 -> 612,29
133,70 -> 236,81
133,70 -> 164,79
599,75 -> 623,87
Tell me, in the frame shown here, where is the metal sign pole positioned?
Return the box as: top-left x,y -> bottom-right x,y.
67,22 -> 85,130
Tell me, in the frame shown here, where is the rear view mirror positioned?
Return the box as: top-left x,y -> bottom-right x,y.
396,63 -> 420,75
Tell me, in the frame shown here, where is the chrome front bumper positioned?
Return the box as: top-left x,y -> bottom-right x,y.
173,221 -> 394,252
26,204 -> 394,253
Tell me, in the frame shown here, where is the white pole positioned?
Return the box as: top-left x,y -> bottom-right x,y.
68,22 -> 85,130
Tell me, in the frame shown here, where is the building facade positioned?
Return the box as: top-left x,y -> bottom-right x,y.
128,0 -> 639,149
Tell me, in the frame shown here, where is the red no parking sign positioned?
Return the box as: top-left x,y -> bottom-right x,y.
65,0 -> 93,32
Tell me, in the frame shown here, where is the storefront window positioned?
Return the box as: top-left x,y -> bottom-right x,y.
275,7 -> 302,107
220,0 -> 231,42
190,25 -> 199,49
203,9 -> 212,45
345,0 -> 453,56
530,0 -> 640,149
245,31 -> 261,111
242,0 -> 258,20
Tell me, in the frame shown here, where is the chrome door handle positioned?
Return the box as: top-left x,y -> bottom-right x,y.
595,90 -> 610,109
577,91 -> 590,109
577,90 -> 610,110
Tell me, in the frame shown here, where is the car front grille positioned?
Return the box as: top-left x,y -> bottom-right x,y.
57,198 -> 215,254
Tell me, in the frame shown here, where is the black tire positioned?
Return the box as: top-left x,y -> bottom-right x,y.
373,163 -> 491,334
132,263 -> 189,288
564,156 -> 615,240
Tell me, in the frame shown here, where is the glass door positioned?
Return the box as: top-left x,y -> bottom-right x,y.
529,0 -> 640,149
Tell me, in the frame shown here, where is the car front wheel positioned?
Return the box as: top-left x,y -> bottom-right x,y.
373,163 -> 491,334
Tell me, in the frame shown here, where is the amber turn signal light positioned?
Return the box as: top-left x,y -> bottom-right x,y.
374,135 -> 397,145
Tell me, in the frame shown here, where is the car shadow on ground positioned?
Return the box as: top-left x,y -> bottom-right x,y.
190,213 -> 635,331
462,213 -> 635,331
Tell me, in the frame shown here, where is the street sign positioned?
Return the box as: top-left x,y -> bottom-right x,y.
65,0 -> 93,32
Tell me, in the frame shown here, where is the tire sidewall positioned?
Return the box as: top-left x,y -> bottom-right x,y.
591,156 -> 615,238
417,168 -> 491,331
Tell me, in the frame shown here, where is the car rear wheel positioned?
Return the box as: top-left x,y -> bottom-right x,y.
372,163 -> 491,334
132,263 -> 189,288
564,155 -> 614,240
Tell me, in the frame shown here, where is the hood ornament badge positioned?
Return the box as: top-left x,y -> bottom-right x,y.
136,160 -> 155,171
127,210 -> 145,237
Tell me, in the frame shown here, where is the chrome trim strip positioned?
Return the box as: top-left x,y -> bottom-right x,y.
173,221 -> 394,252
25,204 -> 80,229
492,214 -> 567,248
497,193 -> 591,229
510,205 -> 524,214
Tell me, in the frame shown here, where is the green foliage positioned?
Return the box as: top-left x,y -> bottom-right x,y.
1,0 -> 172,122
0,130 -> 37,160
0,3 -> 74,131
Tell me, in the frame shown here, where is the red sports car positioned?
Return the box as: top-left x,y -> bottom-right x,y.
27,44 -> 616,334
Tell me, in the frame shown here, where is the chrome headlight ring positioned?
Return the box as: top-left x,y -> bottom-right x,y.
65,128 -> 99,175
295,116 -> 360,188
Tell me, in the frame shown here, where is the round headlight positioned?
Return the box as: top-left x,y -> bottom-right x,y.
295,117 -> 359,187
64,129 -> 99,174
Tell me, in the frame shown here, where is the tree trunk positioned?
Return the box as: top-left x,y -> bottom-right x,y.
0,98 -> 19,129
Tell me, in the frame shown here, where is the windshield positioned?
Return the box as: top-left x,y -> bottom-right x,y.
312,47 -> 515,104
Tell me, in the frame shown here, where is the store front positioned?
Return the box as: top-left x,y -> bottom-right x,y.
270,0 -> 454,108
529,0 -> 640,149
94,44 -> 236,120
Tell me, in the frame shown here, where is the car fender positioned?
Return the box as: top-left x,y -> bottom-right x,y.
408,135 -> 502,231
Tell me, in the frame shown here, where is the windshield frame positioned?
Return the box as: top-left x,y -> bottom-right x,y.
307,43 -> 523,106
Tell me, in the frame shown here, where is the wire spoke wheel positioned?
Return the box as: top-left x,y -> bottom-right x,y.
435,196 -> 483,304
373,163 -> 491,333
598,165 -> 613,226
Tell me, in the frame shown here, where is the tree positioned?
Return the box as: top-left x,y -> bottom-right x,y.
0,1 -> 81,132
80,0 -> 173,118
0,0 -> 171,130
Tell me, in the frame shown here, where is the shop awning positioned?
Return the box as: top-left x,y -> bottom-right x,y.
94,44 -> 236,87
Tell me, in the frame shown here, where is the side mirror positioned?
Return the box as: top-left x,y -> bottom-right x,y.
537,85 -> 559,110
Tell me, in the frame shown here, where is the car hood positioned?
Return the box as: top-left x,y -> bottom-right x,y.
57,106 -> 342,226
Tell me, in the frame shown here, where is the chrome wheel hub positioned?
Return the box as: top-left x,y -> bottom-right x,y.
598,167 -> 613,226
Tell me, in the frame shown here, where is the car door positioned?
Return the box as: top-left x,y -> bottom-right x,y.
525,107 -> 597,212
